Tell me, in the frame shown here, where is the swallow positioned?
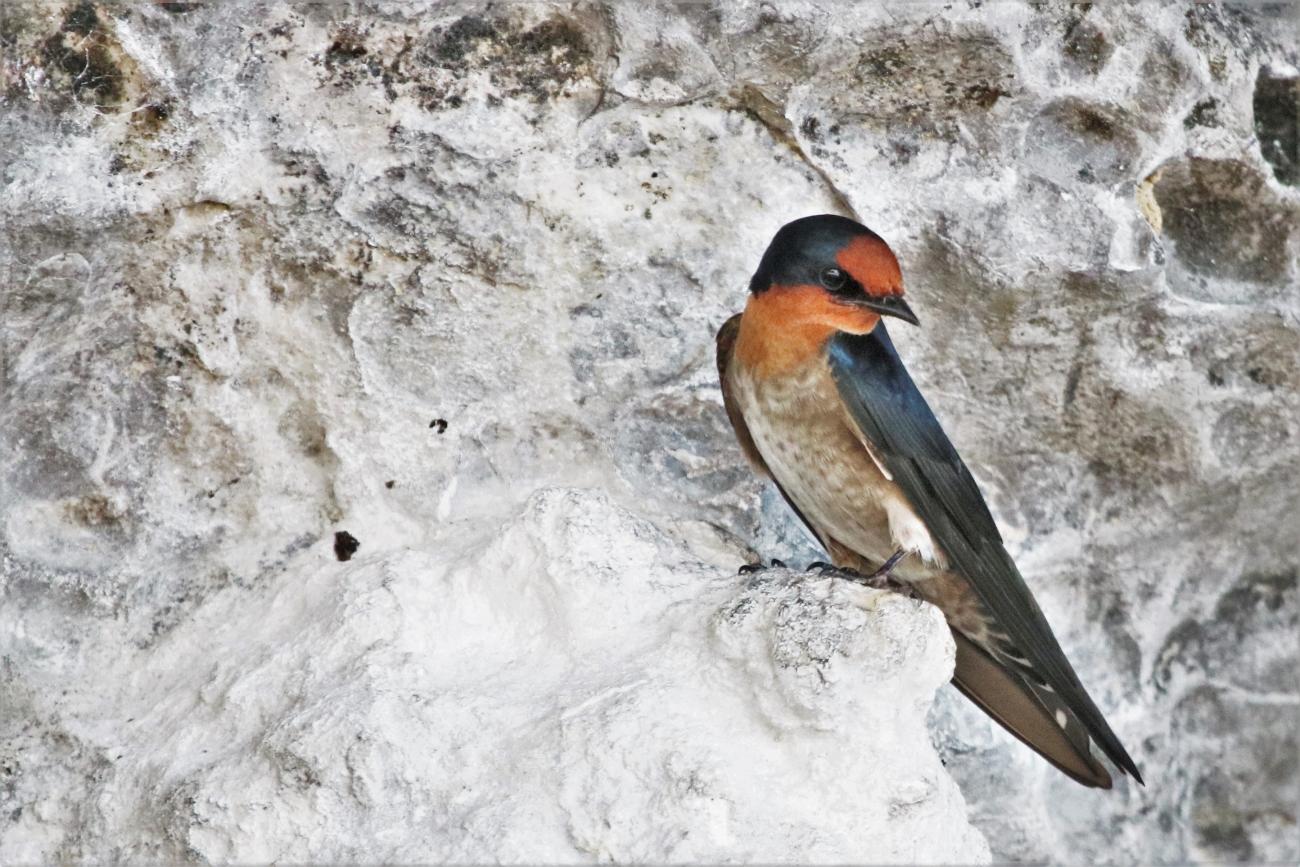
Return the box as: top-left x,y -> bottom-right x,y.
717,214 -> 1143,789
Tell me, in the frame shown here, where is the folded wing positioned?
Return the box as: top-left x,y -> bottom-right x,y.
826,325 -> 1142,786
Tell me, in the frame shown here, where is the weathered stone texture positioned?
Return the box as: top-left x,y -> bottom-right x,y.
1,1 -> 1296,863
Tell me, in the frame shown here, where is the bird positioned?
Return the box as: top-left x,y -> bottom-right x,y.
716,214 -> 1143,789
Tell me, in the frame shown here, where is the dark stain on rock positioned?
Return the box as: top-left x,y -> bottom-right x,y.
40,1 -> 127,108
508,17 -> 593,98
845,29 -> 1015,146
1152,618 -> 1202,693
326,33 -> 368,66
1070,385 -> 1193,503
319,23 -> 379,86
860,45 -> 906,79
1183,97 -> 1219,129
1153,158 -> 1296,296
855,31 -> 1014,116
278,402 -> 330,458
1075,105 -> 1115,139
429,418 -> 448,434
962,83 -> 1008,109
888,137 -> 919,166
1062,362 -> 1083,409
333,530 -> 360,562
514,17 -> 589,62
1188,322 -> 1298,392
1062,16 -> 1112,76
434,15 -> 498,63
1155,567 -> 1297,696
1216,568 -> 1296,619
1245,365 -> 1281,389
61,0 -> 99,34
1025,98 -> 1138,187
64,493 -> 123,528
417,13 -> 595,106
1253,66 -> 1299,186
1192,769 -> 1256,862
132,99 -> 171,134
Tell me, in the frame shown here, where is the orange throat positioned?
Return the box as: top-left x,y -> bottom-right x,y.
734,284 -> 881,378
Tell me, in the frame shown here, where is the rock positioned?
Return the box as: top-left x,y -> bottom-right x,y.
1152,157 -> 1298,304
0,488 -> 985,863
1254,63 -> 1300,186
1,0 -> 1297,863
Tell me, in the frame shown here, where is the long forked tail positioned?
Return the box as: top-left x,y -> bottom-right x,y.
950,631 -> 1113,788
822,542 -> 1126,788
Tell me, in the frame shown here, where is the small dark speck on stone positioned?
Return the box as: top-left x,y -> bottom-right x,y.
1184,97 -> 1219,129
430,418 -> 448,433
650,171 -> 658,178
327,39 -> 366,61
334,531 -> 360,562
385,479 -> 395,489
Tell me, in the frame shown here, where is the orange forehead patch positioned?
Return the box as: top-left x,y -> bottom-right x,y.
836,235 -> 903,297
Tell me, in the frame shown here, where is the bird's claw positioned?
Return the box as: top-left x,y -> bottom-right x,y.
807,550 -> 917,597
839,571 -> 915,596
737,558 -> 787,575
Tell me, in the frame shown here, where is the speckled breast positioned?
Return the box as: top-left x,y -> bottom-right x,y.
728,354 -> 903,569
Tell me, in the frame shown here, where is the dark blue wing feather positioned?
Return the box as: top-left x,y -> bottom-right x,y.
827,325 -> 1142,783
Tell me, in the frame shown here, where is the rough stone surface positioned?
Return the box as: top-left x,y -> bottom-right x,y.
0,483 -> 984,863
1,0 -> 1297,864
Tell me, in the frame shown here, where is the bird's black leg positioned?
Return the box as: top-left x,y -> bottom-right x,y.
814,549 -> 915,595
738,558 -> 787,575
866,549 -> 908,584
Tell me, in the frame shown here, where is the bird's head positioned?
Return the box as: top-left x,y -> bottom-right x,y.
748,214 -> 918,334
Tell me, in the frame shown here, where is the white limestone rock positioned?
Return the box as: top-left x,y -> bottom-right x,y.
0,487 -> 986,863
1,0 -> 1296,863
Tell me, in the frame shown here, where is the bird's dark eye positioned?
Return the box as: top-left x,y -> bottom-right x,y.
820,267 -> 848,291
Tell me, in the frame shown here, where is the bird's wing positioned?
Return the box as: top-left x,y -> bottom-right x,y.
716,315 -> 769,476
826,324 -> 1142,785
952,629 -> 1112,788
716,314 -> 829,552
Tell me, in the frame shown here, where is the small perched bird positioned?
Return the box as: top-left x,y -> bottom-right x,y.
717,214 -> 1142,788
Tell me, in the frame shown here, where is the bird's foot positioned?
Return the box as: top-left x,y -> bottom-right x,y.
738,558 -> 787,575
808,550 -> 916,597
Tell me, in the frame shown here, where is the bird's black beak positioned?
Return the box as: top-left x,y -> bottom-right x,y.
857,295 -> 920,327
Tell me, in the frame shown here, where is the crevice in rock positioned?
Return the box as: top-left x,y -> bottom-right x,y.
731,84 -> 857,219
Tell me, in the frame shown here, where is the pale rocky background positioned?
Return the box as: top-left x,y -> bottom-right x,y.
1,0 -> 1297,863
